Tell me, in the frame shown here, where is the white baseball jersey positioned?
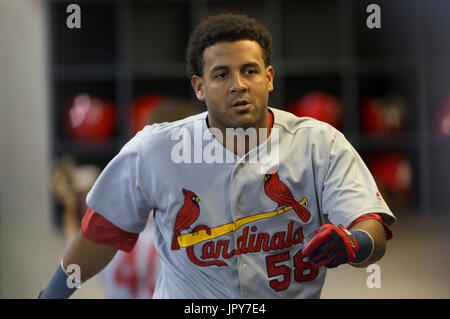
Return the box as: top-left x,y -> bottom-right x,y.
86,107 -> 395,298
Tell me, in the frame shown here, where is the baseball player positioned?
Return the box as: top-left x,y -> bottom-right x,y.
40,13 -> 395,299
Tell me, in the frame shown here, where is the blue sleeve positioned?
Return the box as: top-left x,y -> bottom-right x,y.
39,263 -> 78,299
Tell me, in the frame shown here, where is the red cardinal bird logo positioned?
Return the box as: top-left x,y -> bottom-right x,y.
171,188 -> 201,250
264,172 -> 311,223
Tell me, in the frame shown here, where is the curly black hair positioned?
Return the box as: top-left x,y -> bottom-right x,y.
186,13 -> 273,78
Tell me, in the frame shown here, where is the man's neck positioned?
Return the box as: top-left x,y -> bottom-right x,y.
206,111 -> 273,155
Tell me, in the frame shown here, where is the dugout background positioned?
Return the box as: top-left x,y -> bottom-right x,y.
0,0 -> 449,299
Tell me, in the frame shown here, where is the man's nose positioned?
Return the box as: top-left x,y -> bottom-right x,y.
230,74 -> 248,93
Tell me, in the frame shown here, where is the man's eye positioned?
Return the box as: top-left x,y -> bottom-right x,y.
246,69 -> 257,75
216,73 -> 227,78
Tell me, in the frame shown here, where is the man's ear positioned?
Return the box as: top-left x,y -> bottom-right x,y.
266,65 -> 274,92
191,75 -> 205,101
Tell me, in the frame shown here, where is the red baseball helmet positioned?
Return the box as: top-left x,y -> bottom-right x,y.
130,94 -> 166,135
365,153 -> 413,198
66,93 -> 116,141
437,94 -> 450,138
287,92 -> 343,130
360,95 -> 407,135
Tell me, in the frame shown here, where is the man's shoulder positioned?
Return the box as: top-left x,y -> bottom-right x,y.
121,111 -> 207,152
270,107 -> 339,140
136,111 -> 206,138
141,111 -> 207,135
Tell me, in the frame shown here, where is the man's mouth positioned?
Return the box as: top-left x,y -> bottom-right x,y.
232,99 -> 250,107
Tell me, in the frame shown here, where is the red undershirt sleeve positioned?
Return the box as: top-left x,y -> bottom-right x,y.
81,208 -> 140,252
347,213 -> 393,241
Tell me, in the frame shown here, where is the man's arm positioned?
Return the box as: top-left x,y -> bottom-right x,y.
39,232 -> 117,298
62,231 -> 118,283
348,218 -> 386,268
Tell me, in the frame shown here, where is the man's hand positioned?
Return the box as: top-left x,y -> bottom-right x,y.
302,224 -> 363,268
303,218 -> 388,269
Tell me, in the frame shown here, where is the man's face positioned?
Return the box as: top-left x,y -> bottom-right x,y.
191,40 -> 274,132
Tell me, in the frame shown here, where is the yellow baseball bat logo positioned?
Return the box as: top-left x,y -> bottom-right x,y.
177,198 -> 308,248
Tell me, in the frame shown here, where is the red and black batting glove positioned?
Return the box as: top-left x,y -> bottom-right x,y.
302,224 -> 374,268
